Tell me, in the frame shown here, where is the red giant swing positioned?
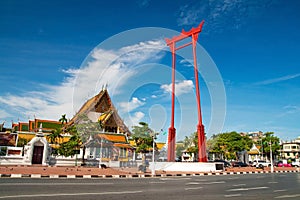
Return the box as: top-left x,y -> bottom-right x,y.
165,21 -> 208,162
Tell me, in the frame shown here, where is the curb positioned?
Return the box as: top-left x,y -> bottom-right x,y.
0,170 -> 299,179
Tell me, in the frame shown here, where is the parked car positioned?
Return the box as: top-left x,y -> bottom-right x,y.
253,160 -> 271,168
214,159 -> 231,168
276,160 -> 292,167
231,161 -> 248,167
291,159 -> 300,167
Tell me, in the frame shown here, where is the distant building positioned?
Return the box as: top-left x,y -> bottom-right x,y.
280,141 -> 300,159
241,131 -> 264,142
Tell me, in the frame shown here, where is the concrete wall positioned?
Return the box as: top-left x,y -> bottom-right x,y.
149,162 -> 223,172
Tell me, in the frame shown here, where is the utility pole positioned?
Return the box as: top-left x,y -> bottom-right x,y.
269,141 -> 274,173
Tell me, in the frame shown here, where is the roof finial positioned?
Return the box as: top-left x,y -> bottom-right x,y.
36,123 -> 44,137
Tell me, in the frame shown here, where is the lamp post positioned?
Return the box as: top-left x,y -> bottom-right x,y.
150,131 -> 159,176
152,134 -> 155,176
99,136 -> 103,168
269,141 -> 274,173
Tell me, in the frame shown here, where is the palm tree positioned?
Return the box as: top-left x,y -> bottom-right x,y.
47,128 -> 63,156
59,114 -> 68,133
47,128 -> 63,145
59,114 -> 68,124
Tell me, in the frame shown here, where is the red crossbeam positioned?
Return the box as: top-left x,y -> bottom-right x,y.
165,20 -> 204,45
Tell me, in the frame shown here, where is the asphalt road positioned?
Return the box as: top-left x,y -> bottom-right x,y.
0,173 -> 299,200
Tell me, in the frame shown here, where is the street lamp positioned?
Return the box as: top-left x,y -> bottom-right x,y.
269,141 -> 274,173
152,134 -> 155,176
150,131 -> 159,176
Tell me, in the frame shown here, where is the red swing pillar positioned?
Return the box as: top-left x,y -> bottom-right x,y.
165,20 -> 207,162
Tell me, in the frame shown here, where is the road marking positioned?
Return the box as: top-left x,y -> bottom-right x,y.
228,177 -> 239,180
225,194 -> 242,197
268,181 -> 278,184
275,194 -> 300,198
232,184 -> 246,187
185,186 -> 203,190
160,177 -> 191,181
273,189 -> 287,192
201,181 -> 225,185
0,191 -> 143,199
185,182 -> 200,185
0,182 -> 113,186
227,186 -> 268,191
149,181 -> 166,184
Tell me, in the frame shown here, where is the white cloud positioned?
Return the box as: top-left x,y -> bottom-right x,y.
0,39 -> 165,122
0,110 -> 12,119
177,1 -> 276,33
161,80 -> 194,96
130,111 -> 145,127
119,97 -> 145,113
254,73 -> 300,85
179,59 -> 193,67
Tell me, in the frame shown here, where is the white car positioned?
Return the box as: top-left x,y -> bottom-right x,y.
253,160 -> 271,168
291,159 -> 300,167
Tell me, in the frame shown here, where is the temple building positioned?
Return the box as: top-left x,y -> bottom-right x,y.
0,88 -> 134,167
69,88 -> 134,167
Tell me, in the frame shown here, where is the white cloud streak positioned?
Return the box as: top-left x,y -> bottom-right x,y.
177,0 -> 276,33
254,73 -> 300,85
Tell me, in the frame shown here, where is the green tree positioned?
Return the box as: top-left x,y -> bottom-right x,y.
47,128 -> 63,156
131,122 -> 154,154
59,114 -> 68,134
59,114 -> 68,124
208,131 -> 253,160
74,114 -> 102,143
47,128 -> 63,144
58,132 -> 81,157
17,137 -> 29,156
175,142 -> 185,158
261,132 -> 280,160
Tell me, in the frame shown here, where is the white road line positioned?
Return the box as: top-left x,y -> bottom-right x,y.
268,181 -> 278,184
185,182 -> 200,185
227,186 -> 268,191
275,194 -> 300,198
201,181 -> 225,185
149,181 -> 166,184
273,189 -> 287,192
0,182 -> 113,186
228,177 -> 239,180
160,177 -> 191,181
185,186 -> 203,190
225,194 -> 242,197
232,184 -> 246,187
0,191 -> 143,199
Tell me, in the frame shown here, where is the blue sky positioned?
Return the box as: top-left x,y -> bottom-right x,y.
0,0 -> 300,142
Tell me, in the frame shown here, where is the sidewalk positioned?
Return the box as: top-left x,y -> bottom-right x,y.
0,165 -> 299,178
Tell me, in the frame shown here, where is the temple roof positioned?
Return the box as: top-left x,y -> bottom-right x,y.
68,89 -> 131,135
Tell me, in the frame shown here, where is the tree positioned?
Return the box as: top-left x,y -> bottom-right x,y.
17,137 -> 29,156
58,131 -> 81,157
208,132 -> 253,160
47,128 -> 63,156
59,114 -> 68,134
59,114 -> 68,124
261,132 -> 280,160
131,122 -> 154,154
47,128 -> 63,144
74,114 -> 102,143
